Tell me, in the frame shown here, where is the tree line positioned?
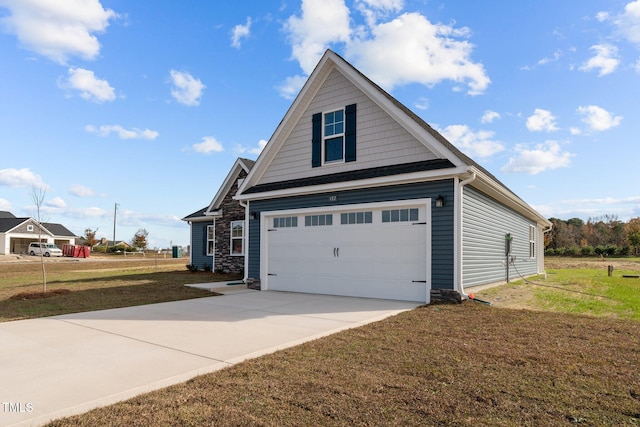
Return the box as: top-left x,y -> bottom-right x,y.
545,215 -> 640,256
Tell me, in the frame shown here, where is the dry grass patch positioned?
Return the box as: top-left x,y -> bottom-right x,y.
49,303 -> 640,426
0,258 -> 239,321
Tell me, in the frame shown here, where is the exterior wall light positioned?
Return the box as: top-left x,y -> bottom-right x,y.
435,195 -> 445,208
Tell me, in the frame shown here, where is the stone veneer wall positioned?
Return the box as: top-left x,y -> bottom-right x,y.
213,169 -> 248,274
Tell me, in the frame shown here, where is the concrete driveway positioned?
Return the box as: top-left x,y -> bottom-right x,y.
0,290 -> 420,427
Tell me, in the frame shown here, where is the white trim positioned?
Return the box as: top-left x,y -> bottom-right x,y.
260,198 -> 431,304
237,166 -> 469,201
205,158 -> 251,215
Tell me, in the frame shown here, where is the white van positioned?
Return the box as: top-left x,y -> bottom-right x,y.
28,242 -> 63,257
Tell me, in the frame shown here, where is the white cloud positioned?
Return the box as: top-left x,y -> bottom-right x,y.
577,105 -> 623,131
502,141 -> 573,175
61,68 -> 116,103
526,109 -> 559,132
614,0 -> 640,46
281,2 -> 490,97
284,0 -> 352,75
85,124 -> 159,140
276,74 -> 308,99
481,110 -> 500,124
0,198 -> 12,210
0,0 -> 117,64
46,197 -> 66,208
192,136 -> 224,154
69,184 -> 97,197
355,0 -> 404,26
169,70 -> 205,106
414,96 -> 429,110
234,139 -> 268,156
439,124 -> 504,158
0,168 -> 46,188
580,44 -> 620,76
345,12 -> 490,95
570,127 -> 582,135
231,17 -> 251,48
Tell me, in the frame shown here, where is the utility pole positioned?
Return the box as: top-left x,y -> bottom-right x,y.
113,203 -> 119,251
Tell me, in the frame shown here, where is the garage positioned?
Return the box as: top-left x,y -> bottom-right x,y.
262,200 -> 431,302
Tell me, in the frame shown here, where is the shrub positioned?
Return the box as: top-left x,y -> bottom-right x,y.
203,263 -> 212,272
580,246 -> 594,256
618,245 -> 631,256
565,245 -> 579,256
545,248 -> 556,256
186,264 -> 198,272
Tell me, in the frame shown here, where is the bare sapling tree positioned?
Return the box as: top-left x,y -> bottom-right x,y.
31,185 -> 48,293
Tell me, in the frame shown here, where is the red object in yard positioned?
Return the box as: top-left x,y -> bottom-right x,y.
62,244 -> 90,258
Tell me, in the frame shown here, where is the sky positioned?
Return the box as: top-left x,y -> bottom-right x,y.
1,0 -> 639,249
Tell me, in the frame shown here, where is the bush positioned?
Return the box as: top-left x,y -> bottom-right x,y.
545,248 -> 556,256
580,246 -> 594,256
186,264 -> 198,272
618,245 -> 631,256
203,263 -> 212,272
565,245 -> 579,256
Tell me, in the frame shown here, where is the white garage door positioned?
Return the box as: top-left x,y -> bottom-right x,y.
264,201 -> 430,302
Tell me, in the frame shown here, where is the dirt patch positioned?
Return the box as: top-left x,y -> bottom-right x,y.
10,289 -> 72,300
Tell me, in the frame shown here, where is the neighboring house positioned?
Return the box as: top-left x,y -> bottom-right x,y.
93,238 -> 131,250
234,50 -> 551,303
0,211 -> 78,255
183,158 -> 254,273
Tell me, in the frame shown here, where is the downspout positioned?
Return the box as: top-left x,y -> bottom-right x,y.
239,200 -> 249,283
457,171 -> 476,299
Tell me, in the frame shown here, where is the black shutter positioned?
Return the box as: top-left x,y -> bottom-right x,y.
345,104 -> 356,162
311,112 -> 322,167
202,224 -> 207,256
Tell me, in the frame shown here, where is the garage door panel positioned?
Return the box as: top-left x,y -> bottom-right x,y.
266,203 -> 429,302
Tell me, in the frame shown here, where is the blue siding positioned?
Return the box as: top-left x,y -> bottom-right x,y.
247,179 -> 455,290
191,221 -> 213,270
462,186 -> 539,288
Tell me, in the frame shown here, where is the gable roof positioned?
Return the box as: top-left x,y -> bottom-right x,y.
42,223 -> 77,238
0,216 -> 53,235
182,158 -> 255,223
237,50 -> 549,226
204,157 -> 254,215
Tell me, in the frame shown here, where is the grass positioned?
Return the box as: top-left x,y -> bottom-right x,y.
0,257 -> 240,322
47,304 -> 640,426
2,256 -> 638,425
477,257 -> 640,321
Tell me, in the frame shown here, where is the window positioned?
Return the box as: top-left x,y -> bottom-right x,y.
312,104 -> 356,167
324,109 -> 344,163
273,216 -> 298,228
305,214 -> 333,226
26,224 -> 34,232
206,225 -> 215,256
231,221 -> 244,255
340,211 -> 372,225
382,208 -> 419,223
529,225 -> 536,258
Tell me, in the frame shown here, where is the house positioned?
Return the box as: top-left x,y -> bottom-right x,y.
183,158 -> 255,273
0,211 -> 78,255
234,50 -> 551,304
93,238 -> 131,250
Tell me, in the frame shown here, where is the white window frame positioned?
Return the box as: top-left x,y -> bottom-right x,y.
529,225 -> 536,259
206,225 -> 215,256
322,108 -> 345,164
231,220 -> 245,256
26,224 -> 34,232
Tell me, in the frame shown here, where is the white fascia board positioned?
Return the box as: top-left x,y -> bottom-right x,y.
469,167 -> 551,226
236,166 -> 469,202
238,61 -> 334,195
206,159 -> 250,214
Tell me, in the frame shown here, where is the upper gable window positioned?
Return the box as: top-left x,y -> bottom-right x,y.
324,109 -> 344,163
312,104 -> 356,167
